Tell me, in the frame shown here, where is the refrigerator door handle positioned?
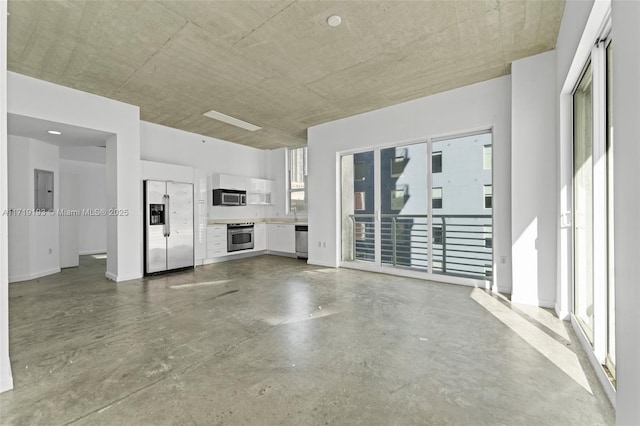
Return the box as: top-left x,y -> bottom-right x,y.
162,195 -> 167,237
165,194 -> 171,237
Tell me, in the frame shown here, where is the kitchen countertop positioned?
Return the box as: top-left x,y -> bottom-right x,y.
207,218 -> 308,226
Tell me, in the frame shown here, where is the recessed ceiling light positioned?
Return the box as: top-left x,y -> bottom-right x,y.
202,109 -> 261,132
327,15 -> 342,27
47,130 -> 62,135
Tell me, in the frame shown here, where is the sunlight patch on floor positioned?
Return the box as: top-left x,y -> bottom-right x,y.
169,279 -> 234,289
263,307 -> 337,326
511,301 -> 571,341
471,288 -> 592,394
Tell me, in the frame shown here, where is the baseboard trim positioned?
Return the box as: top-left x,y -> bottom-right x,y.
79,250 -> 107,256
9,267 -> 61,283
265,250 -> 297,258
307,259 -> 338,268
105,271 -> 143,282
510,296 -> 556,309
555,304 -> 571,321
0,365 -> 13,394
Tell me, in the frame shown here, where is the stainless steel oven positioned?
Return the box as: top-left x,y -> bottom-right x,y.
227,223 -> 254,252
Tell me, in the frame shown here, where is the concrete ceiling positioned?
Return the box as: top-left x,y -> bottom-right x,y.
6,0 -> 565,150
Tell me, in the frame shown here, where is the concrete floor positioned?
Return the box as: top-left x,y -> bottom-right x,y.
1,255 -> 614,425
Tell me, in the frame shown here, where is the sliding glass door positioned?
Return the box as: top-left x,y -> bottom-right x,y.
432,134 -> 493,279
571,36 -> 614,381
573,62 -> 594,341
341,151 -> 376,264
380,143 -> 429,269
341,133 -> 492,282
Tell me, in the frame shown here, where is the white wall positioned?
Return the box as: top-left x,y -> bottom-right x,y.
59,146 -> 106,164
307,76 -> 512,293
7,136 -> 29,281
7,136 -> 60,282
141,121 -> 266,177
140,121 -> 274,221
511,50 -> 558,308
612,1 -> 640,423
59,159 -> 107,255
7,72 -> 141,282
556,0 -> 596,92
0,0 -> 13,392
265,148 -> 289,219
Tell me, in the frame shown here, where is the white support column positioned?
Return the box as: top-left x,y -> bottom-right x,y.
105,130 -> 143,282
0,0 -> 15,393
612,0 -> 640,423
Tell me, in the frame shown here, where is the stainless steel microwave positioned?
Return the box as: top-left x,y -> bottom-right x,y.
213,189 -> 246,206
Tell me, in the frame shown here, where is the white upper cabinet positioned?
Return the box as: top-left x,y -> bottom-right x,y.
249,178 -> 272,194
247,178 -> 274,205
211,174 -> 248,191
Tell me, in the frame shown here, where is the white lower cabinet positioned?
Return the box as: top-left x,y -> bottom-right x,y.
206,225 -> 227,258
206,222 -> 295,261
266,224 -> 295,254
254,223 -> 267,251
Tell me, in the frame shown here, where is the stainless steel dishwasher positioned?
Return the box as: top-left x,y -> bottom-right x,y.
295,225 -> 308,259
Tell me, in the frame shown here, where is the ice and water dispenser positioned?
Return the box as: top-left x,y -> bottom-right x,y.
149,204 -> 165,225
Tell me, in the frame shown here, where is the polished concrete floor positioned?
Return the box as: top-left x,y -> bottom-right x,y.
1,255 -> 614,425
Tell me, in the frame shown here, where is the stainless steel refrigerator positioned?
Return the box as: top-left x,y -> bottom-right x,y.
144,180 -> 194,274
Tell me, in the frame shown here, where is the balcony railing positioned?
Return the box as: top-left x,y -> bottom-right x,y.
347,214 -> 492,280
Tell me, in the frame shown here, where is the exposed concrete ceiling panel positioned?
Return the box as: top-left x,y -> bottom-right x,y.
7,0 -> 565,150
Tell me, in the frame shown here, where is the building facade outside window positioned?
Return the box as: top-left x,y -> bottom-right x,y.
288,146 -> 307,213
432,187 -> 443,209
483,145 -> 492,170
483,185 -> 492,209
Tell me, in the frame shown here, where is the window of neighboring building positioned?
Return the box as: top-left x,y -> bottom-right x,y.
355,222 -> 366,240
484,226 -> 492,248
432,151 -> 442,173
484,265 -> 493,278
390,157 -> 404,177
354,192 -> 366,211
354,162 -> 367,181
483,145 -> 492,170
484,185 -> 492,209
288,146 -> 307,213
391,189 -> 405,211
433,225 -> 443,245
432,187 -> 443,209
